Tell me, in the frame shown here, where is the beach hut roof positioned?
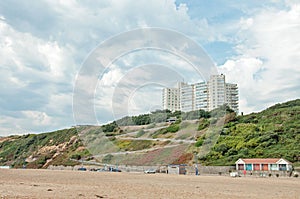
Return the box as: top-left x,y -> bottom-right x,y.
235,158 -> 292,164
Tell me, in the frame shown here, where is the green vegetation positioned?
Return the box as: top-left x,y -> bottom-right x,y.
102,121 -> 118,132
0,128 -> 90,168
132,114 -> 151,125
181,109 -> 210,120
200,99 -> 300,166
151,121 -> 181,138
195,135 -> 205,147
166,122 -> 180,133
0,99 -> 299,168
198,118 -> 210,131
113,109 -> 212,128
114,140 -> 153,151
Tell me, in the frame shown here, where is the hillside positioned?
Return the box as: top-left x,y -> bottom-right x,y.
200,99 -> 300,166
0,128 -> 90,168
0,99 -> 299,168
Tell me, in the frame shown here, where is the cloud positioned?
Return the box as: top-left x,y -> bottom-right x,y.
0,17 -> 76,135
100,65 -> 124,87
219,2 -> 300,113
22,111 -> 52,126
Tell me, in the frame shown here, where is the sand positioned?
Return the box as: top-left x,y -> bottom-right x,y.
0,169 -> 299,199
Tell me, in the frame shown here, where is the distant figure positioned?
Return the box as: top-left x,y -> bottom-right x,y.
243,170 -> 246,176
195,167 -> 199,176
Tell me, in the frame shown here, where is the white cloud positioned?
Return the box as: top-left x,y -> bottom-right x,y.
0,17 -> 76,135
22,111 -> 52,126
220,2 -> 300,113
100,65 -> 124,87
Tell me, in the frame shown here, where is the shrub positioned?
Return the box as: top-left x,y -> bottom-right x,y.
166,123 -> 180,133
195,139 -> 204,147
132,114 -> 151,125
37,156 -> 47,165
70,154 -> 81,160
276,173 -> 279,177
198,119 -> 210,131
268,173 -> 272,177
102,121 -> 118,132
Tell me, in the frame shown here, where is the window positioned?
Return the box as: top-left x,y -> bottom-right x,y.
279,164 -> 287,171
246,164 -> 252,171
270,164 -> 278,171
238,164 -> 244,170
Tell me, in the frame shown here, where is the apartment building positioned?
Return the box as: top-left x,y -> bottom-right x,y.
179,82 -> 194,112
162,74 -> 239,113
162,87 -> 180,112
225,83 -> 239,112
193,82 -> 208,111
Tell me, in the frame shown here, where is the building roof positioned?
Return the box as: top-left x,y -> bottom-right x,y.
236,158 -> 292,164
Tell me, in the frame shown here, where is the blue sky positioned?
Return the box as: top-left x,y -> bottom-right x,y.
0,0 -> 299,135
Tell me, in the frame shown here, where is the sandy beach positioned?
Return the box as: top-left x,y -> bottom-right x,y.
0,169 -> 299,199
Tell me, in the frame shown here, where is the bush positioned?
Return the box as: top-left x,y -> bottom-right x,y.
102,121 -> 118,132
195,135 -> 205,147
276,173 -> 279,177
37,156 -> 47,165
268,173 -> 272,177
166,123 -> 180,133
132,114 -> 151,125
70,154 -> 81,160
198,119 -> 210,131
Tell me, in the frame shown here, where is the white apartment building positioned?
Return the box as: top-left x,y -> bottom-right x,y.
193,82 -> 208,111
225,83 -> 239,112
162,87 -> 180,112
179,82 -> 194,112
162,74 -> 239,113
208,75 -> 226,111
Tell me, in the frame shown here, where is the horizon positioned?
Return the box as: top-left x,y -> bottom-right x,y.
0,1 -> 300,136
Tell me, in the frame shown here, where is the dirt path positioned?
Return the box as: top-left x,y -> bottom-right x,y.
93,143 -> 180,158
0,169 -> 299,199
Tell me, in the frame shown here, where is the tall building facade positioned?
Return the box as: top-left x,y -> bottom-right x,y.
162,74 -> 239,113
225,83 -> 239,112
162,87 -> 180,112
179,82 -> 194,112
208,75 -> 226,111
193,82 -> 208,111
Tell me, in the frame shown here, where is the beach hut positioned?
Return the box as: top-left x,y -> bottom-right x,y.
0,166 -> 10,169
235,158 -> 292,171
167,164 -> 186,175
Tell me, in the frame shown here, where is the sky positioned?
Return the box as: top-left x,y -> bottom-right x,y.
0,0 -> 299,136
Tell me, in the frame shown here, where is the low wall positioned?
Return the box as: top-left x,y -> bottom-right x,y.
185,166 -> 235,175
47,164 -> 296,177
